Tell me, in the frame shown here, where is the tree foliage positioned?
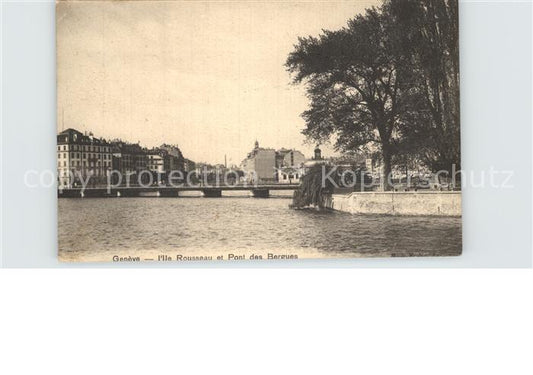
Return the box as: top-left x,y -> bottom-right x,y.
390,0 -> 460,173
286,0 -> 460,187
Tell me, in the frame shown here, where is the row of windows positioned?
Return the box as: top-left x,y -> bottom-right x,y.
120,162 -> 148,166
58,153 -> 111,160
57,145 -> 110,152
121,156 -> 147,161
58,161 -> 111,167
58,170 -> 108,177
281,173 -> 300,180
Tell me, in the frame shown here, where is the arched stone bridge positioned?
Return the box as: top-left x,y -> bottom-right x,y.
58,184 -> 300,198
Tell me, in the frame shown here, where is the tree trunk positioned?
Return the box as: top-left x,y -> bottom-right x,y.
382,147 -> 393,191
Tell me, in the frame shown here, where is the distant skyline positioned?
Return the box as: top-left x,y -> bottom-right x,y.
57,0 -> 379,164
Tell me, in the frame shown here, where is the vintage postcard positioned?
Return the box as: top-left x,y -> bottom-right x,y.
57,0 -> 461,262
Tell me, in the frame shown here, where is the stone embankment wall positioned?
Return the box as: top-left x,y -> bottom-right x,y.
326,192 -> 461,216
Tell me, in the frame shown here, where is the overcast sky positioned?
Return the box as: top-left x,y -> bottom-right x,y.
57,0 -> 378,164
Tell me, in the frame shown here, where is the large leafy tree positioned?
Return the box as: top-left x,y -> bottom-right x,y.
287,0 -> 461,188
388,0 -> 460,174
286,7 -> 417,190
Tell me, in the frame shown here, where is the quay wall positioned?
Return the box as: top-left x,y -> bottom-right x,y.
326,192 -> 461,216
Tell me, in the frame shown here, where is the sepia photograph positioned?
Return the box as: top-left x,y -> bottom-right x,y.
56,0 -> 462,262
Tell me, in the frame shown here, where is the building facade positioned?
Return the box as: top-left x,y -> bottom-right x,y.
111,142 -> 148,183
241,141 -> 309,183
275,148 -> 306,169
146,147 -> 186,184
159,144 -> 185,172
276,166 -> 305,184
58,129 -> 192,187
146,149 -> 167,174
183,158 -> 196,173
275,149 -> 306,184
57,128 -> 112,188
241,141 -> 277,183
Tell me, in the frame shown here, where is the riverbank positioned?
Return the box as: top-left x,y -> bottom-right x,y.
326,191 -> 461,216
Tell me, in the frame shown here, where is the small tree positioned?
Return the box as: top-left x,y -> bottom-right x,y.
291,164 -> 336,209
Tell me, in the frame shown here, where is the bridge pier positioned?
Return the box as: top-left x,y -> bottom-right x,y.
252,189 -> 269,198
202,189 -> 222,198
82,189 -> 108,198
116,189 -> 141,197
158,189 -> 179,197
58,189 -> 83,198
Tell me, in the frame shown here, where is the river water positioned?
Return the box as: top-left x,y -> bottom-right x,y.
58,195 -> 462,262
